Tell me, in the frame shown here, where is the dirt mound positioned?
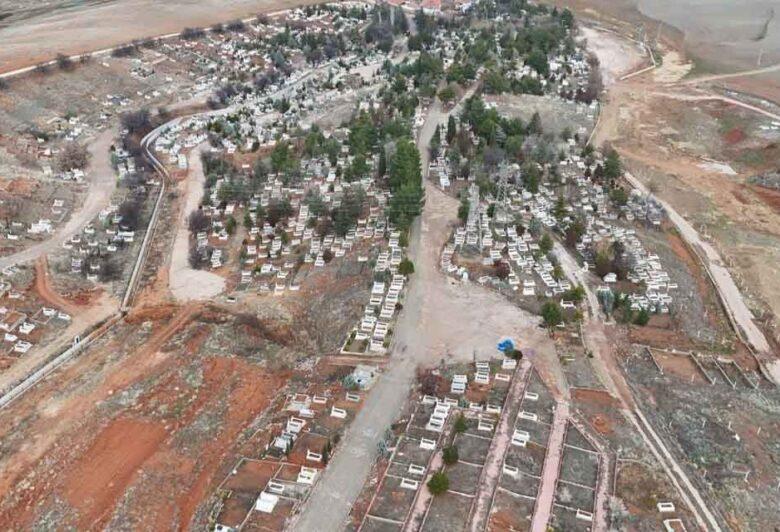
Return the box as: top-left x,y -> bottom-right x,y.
723,127 -> 745,145
572,388 -> 619,408
125,304 -> 180,324
750,184 -> 780,214
0,178 -> 37,196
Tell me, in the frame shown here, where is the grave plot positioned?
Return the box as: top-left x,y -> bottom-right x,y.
489,370 -> 555,530
488,488 -> 537,532
621,344 -> 780,531
359,400 -> 443,527
556,329 -> 604,390
549,423 -> 601,530
211,360 -> 372,532
420,491 -> 473,532
614,460 -> 697,532
355,359 -> 521,531
360,516 -> 403,532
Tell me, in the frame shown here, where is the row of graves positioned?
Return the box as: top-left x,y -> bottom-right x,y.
487,369 -> 562,530
559,159 -> 676,314
357,357 -> 521,530
63,196 -> 144,282
0,272 -> 71,358
339,226 -> 408,355
440,181 -> 575,302
230,158 -> 402,299
212,361 -> 374,531
443,146 -> 676,317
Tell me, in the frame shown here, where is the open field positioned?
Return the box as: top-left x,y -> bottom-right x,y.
0,0 -> 324,74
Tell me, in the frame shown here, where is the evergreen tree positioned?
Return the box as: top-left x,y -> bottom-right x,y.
446,115 -> 457,144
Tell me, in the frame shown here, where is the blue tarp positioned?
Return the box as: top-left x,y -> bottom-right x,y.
497,338 -> 515,352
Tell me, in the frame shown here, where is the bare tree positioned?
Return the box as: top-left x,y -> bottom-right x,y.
56,53 -> 74,71
57,142 -> 91,172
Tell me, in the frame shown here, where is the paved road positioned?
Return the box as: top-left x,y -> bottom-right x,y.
0,129 -> 118,270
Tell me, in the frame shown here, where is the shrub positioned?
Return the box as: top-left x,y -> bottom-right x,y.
181,27 -> 206,40
634,308 -> 650,326
541,301 -> 563,328
427,471 -> 449,495
56,53 -> 74,70
226,19 -> 246,32
454,414 -> 467,433
442,446 -> 459,465
398,258 -> 415,275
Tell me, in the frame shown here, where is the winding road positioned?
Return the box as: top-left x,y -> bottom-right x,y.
0,129 -> 118,271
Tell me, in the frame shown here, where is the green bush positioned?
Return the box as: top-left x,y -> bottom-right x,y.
427,471 -> 449,495
442,445 -> 459,465
454,414 -> 468,433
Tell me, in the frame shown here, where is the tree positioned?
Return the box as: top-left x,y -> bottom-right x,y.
57,141 -> 90,172
539,233 -> 553,255
609,187 -> 628,207
634,308 -> 650,326
598,289 -> 615,315
120,109 -> 151,134
399,258 -> 415,275
560,8 -> 575,28
494,260 -> 510,280
603,149 -> 622,184
523,163 -> 540,193
526,49 -> 549,76
563,285 -> 586,303
457,195 -> 469,223
446,115 -> 457,144
271,141 -> 297,173
541,301 -> 563,328
528,112 -> 543,135
389,139 -> 422,191
438,85 -> 456,104
454,414 -> 467,433
427,471 -> 449,495
595,249 -> 612,277
442,446 -> 459,465
377,148 -> 387,177
188,209 -> 210,233
225,215 -> 237,235
565,219 -> 585,248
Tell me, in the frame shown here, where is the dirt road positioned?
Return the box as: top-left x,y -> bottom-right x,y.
624,172 -> 772,356
0,128 -> 118,269
168,145 -> 225,302
530,401 -> 569,532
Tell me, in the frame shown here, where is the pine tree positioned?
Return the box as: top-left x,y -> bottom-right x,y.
446,115 -> 457,144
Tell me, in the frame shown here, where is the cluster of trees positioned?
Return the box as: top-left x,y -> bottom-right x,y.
365,4 -> 408,52
331,186 -> 366,237
387,139 -> 423,230
120,109 -> 152,135
408,9 -> 439,51
303,125 -> 341,166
